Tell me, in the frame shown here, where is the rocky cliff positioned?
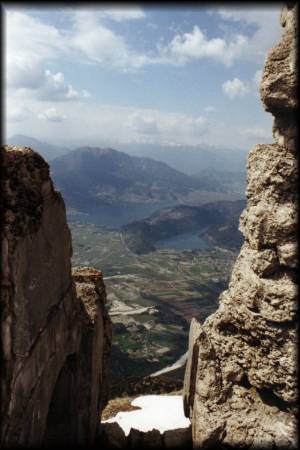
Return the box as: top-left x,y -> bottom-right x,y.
183,3 -> 298,448
0,146 -> 111,446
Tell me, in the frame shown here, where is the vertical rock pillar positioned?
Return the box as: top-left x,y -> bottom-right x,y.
0,146 -> 111,447
183,3 -> 298,448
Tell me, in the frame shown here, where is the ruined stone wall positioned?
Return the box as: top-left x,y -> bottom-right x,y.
0,146 -> 111,446
183,3 -> 298,448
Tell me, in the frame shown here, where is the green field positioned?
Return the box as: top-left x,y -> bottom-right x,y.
70,221 -> 238,384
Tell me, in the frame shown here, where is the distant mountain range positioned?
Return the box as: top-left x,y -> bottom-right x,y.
7,134 -> 70,161
192,166 -> 246,197
7,135 -> 248,175
118,142 -> 248,175
50,146 -> 244,211
6,136 -> 246,222
121,199 -> 246,254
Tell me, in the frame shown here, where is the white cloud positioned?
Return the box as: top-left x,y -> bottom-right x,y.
6,105 -> 33,123
239,127 -> 270,138
127,110 -> 207,144
147,22 -> 158,30
82,90 -> 91,98
5,7 -> 147,82
253,69 -> 263,86
38,107 -> 67,122
65,6 -> 145,25
129,114 -> 160,135
90,7 -> 145,22
217,7 -> 281,24
5,11 -> 87,99
6,100 -> 274,150
41,70 -> 81,100
159,26 -> 247,66
158,7 -> 282,67
8,67 -> 86,102
6,11 -> 64,89
4,6 -> 277,151
216,6 -> 283,64
204,105 -> 217,113
222,69 -> 264,100
222,77 -> 249,99
69,11 -> 149,71
5,6 -> 282,82
7,100 -> 208,146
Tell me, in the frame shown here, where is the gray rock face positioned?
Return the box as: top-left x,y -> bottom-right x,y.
0,146 -> 112,446
184,3 -> 298,449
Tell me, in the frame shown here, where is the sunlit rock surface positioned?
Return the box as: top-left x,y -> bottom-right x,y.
184,3 -> 298,448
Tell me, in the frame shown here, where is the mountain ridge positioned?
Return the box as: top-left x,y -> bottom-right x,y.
121,199 -> 246,254
7,134 -> 248,174
7,134 -> 71,161
50,146 -> 241,211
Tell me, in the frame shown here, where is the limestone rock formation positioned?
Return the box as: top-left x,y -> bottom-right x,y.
183,3 -> 298,448
0,146 -> 111,446
99,422 -> 192,449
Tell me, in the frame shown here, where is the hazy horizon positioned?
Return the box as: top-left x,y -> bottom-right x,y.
4,4 -> 283,152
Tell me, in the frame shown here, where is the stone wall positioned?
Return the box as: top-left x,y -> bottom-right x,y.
183,3 -> 298,448
0,146 -> 111,446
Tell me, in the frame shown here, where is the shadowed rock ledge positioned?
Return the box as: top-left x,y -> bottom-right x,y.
183,3 -> 298,449
0,146 -> 112,446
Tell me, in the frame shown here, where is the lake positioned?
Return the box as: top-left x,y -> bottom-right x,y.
67,201 -> 177,229
155,231 -> 211,251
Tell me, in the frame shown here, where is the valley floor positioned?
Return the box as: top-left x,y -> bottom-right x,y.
70,221 -> 238,393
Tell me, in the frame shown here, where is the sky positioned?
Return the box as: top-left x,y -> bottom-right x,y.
4,3 -> 283,151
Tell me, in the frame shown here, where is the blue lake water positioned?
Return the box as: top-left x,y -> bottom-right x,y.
155,232 -> 211,251
67,201 -> 177,229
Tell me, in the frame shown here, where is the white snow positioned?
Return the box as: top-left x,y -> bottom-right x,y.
102,395 -> 190,436
150,351 -> 188,377
110,306 -> 153,316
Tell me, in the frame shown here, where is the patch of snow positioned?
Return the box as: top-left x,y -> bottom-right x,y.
102,395 -> 190,436
150,351 -> 188,377
110,306 -> 153,317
